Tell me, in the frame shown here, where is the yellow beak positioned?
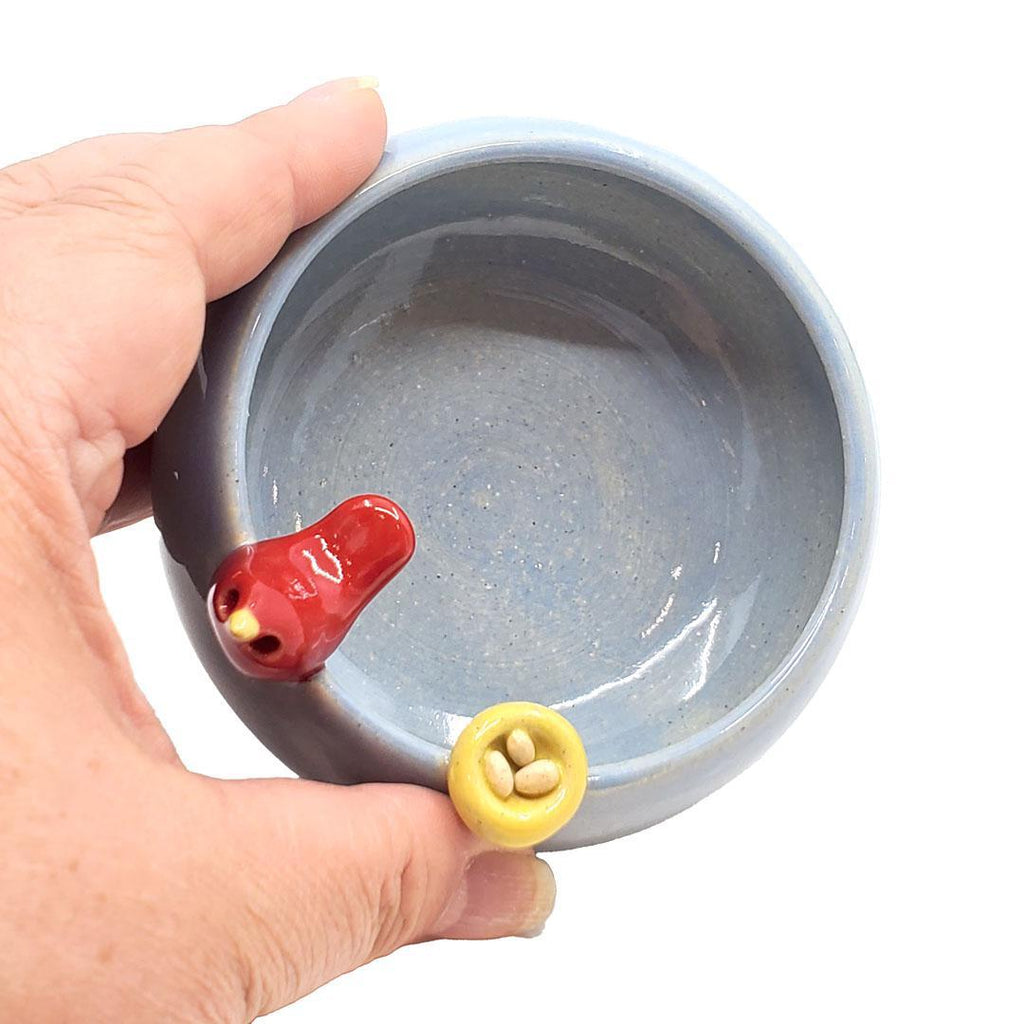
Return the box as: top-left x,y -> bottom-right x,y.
226,608 -> 260,642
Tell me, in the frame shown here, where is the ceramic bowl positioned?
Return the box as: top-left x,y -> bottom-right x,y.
152,119 -> 877,849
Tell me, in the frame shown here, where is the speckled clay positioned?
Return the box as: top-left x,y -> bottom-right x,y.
151,120 -> 877,849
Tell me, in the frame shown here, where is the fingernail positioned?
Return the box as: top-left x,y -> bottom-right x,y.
293,76 -> 379,103
438,852 -> 556,940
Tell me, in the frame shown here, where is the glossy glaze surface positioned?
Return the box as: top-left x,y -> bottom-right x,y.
152,120 -> 877,848
208,495 -> 415,681
245,177 -> 844,761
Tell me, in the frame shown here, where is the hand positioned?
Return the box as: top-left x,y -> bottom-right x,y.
0,79 -> 555,1022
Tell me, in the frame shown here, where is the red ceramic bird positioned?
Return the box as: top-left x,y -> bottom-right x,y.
207,494 -> 415,681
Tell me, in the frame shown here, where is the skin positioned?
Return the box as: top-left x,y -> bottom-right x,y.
0,80 -> 555,1023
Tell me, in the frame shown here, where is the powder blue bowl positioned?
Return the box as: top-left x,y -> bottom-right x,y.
152,119 -> 877,849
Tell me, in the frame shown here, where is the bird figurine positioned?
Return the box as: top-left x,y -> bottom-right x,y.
207,494 -> 415,681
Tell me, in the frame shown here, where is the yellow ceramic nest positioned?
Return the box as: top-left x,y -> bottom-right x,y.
447,701 -> 588,848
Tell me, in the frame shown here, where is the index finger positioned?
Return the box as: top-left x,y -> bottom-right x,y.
1,77 -> 385,298
0,77 -> 386,530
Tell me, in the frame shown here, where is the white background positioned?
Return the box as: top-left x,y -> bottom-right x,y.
3,2 -> 1021,1020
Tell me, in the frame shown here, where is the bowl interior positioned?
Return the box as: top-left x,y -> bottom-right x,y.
244,160 -> 844,767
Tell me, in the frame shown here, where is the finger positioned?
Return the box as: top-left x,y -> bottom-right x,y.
207,779 -> 556,1019
71,78 -> 386,300
1,76 -> 385,298
0,133 -> 160,217
0,78 -> 386,528
97,439 -> 153,533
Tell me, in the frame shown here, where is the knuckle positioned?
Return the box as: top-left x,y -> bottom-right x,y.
54,174 -> 167,231
39,167 -> 195,266
168,959 -> 248,1024
222,124 -> 299,226
0,159 -> 60,216
366,843 -> 428,960
220,876 -> 313,1020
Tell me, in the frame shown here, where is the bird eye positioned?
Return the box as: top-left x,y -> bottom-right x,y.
214,587 -> 241,621
249,635 -> 282,657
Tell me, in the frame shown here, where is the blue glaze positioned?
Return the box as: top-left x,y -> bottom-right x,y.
152,120 -> 877,849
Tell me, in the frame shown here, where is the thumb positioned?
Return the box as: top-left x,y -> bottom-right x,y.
205,777 -> 556,1018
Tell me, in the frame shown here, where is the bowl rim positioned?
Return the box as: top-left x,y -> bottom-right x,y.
198,118 -> 878,793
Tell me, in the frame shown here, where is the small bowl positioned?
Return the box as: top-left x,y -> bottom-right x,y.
152,119 -> 877,849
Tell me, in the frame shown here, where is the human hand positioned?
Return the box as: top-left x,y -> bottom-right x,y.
0,79 -> 555,1022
